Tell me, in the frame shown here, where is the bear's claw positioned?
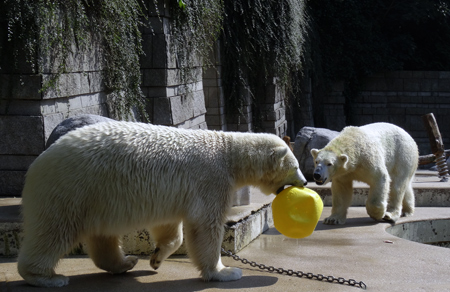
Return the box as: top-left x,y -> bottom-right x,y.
323,216 -> 346,225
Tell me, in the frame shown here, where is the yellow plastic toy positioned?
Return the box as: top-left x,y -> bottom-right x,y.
272,186 -> 323,238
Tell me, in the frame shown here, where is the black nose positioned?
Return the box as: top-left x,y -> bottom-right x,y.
304,181 -> 308,186
313,172 -> 321,180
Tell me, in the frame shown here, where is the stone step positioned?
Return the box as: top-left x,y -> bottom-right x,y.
0,188 -> 275,257
310,170 -> 450,207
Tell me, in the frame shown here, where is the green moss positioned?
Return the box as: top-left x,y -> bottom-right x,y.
2,0 -> 147,120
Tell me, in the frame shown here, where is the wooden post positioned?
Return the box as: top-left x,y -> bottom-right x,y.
422,113 -> 449,181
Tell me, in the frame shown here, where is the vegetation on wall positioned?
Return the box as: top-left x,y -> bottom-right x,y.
169,0 -> 223,86
221,0 -> 308,125
1,0 -> 147,120
1,0 -> 226,120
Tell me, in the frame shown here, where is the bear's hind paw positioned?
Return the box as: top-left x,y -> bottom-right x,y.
28,274 -> 69,287
383,212 -> 400,223
206,267 -> 242,282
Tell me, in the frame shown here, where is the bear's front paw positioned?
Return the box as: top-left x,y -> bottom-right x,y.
110,256 -> 138,274
323,215 -> 346,225
32,274 -> 69,287
207,267 -> 242,282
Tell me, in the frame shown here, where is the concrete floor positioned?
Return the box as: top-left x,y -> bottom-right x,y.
1,206 -> 450,292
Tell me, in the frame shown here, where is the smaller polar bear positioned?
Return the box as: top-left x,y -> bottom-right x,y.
18,121 -> 307,287
310,122 -> 418,225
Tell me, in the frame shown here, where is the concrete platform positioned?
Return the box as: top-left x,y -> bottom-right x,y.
1,207 -> 449,291
1,170 -> 450,291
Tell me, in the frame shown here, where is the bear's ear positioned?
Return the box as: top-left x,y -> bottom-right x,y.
272,146 -> 288,160
339,154 -> 349,167
311,149 -> 320,159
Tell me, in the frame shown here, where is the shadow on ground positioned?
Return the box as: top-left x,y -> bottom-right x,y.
3,272 -> 278,292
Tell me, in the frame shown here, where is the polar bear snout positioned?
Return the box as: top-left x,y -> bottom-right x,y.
313,166 -> 328,185
290,168 -> 308,187
313,168 -> 323,181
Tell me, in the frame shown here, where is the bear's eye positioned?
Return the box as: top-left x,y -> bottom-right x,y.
327,163 -> 333,166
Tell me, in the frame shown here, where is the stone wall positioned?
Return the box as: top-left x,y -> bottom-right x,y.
141,1 -> 207,130
257,78 -> 288,137
203,42 -> 227,131
0,31 -> 108,196
318,71 -> 450,155
1,1 -> 291,197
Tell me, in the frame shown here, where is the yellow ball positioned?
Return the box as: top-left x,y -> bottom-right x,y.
272,186 -> 323,238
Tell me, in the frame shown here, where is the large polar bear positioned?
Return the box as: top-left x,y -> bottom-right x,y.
310,122 -> 418,225
18,121 -> 307,287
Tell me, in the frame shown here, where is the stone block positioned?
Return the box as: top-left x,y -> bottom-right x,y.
403,78 -> 421,91
40,99 -> 57,115
205,106 -> 220,116
438,79 -> 450,91
0,99 -> 41,116
152,34 -> 176,69
80,93 -> 107,108
0,156 -> 36,171
42,73 -> 90,99
0,116 -> 44,155
68,96 -> 83,110
203,67 -> 218,79
0,74 -> 42,100
420,78 -> 439,92
204,87 -> 222,108
68,104 -> 109,120
202,78 -> 221,87
171,95 -> 193,125
189,114 -> 207,129
193,90 -> 206,117
55,98 -> 70,113
88,71 -> 105,93
439,71 -> 450,79
0,171 -> 27,196
398,95 -> 422,104
142,69 -> 166,87
140,34 -> 153,68
43,113 -> 65,142
146,86 -> 177,98
205,115 -> 222,127
152,96 -> 173,125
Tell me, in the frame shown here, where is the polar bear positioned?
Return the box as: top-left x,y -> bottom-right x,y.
18,121 -> 307,287
310,122 -> 418,225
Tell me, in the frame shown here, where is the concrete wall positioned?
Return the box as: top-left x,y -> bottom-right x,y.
318,71 -> 450,155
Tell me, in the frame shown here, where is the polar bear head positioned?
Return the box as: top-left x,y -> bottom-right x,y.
310,149 -> 349,185
257,145 -> 308,195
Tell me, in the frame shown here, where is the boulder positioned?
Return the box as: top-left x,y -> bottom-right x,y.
293,126 -> 339,181
46,114 -> 115,148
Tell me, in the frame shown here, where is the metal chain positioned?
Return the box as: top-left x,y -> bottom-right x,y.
222,248 -> 367,290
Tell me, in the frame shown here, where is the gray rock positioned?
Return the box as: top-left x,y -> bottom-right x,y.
293,126 -> 339,181
45,114 -> 115,148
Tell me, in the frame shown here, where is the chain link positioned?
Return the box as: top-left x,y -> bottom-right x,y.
222,248 -> 367,290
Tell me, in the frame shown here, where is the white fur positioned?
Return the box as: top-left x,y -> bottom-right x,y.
311,122 -> 418,225
18,121 -> 307,287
